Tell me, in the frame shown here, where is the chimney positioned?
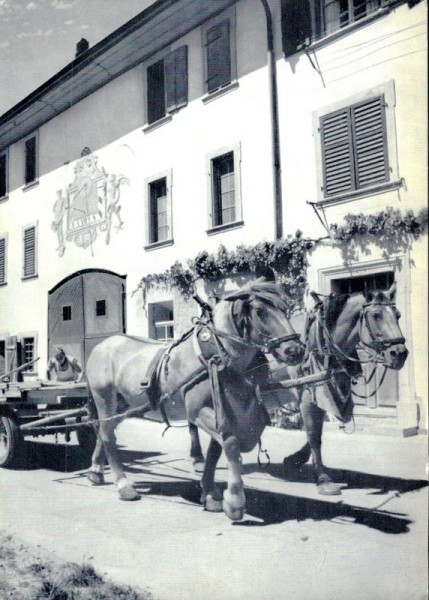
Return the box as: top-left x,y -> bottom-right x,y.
75,38 -> 89,58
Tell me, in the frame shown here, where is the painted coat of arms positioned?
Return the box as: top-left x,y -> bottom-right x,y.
52,148 -> 128,256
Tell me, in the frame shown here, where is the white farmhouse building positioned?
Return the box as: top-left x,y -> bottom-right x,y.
0,0 -> 426,435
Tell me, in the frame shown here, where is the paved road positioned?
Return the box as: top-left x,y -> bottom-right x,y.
1,419 -> 427,600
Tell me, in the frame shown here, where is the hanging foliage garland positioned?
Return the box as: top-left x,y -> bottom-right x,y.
134,207 -> 428,311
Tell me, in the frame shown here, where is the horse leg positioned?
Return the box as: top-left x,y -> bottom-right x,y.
87,433 -> 106,485
188,421 -> 205,473
200,438 -> 223,513
222,434 -> 246,521
87,389 -> 139,501
300,392 -> 341,495
195,406 -> 245,520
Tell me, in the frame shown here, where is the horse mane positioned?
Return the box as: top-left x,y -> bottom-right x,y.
323,293 -> 350,329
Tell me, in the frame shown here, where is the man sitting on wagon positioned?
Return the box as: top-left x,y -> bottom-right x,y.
46,346 -> 84,383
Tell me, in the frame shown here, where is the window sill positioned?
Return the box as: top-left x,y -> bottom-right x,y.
22,180 -> 39,192
143,115 -> 173,134
0,282 -> 7,287
207,220 -> 244,235
202,81 -> 239,105
144,238 -> 174,251
0,194 -> 9,203
316,179 -> 404,207
21,274 -> 39,281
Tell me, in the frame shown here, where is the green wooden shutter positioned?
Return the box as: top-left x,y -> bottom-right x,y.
320,108 -> 355,196
0,153 -> 7,198
281,0 -> 314,56
351,95 -> 389,189
147,59 -> 165,124
25,136 -> 36,184
206,20 -> 231,93
0,238 -> 5,284
165,46 -> 188,113
23,226 -> 36,277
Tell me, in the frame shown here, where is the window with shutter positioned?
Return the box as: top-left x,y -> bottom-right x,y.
281,0 -> 385,54
320,95 -> 388,197
206,20 -> 231,93
23,225 -> 37,278
147,46 -> 188,125
0,151 -> 7,198
25,136 -> 37,185
0,237 -> 6,285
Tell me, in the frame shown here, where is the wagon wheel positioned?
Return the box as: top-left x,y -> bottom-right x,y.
76,425 -> 97,456
0,416 -> 24,469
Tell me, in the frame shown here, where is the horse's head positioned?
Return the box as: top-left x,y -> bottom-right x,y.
360,284 -> 408,370
223,283 -> 305,365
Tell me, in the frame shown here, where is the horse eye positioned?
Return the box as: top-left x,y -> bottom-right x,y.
396,310 -> 401,319
256,307 -> 268,320
372,311 -> 382,320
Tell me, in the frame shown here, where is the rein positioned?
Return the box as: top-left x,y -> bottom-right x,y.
312,297 -> 402,399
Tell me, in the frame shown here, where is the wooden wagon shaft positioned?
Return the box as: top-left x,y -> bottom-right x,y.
19,407 -> 89,431
276,369 -> 333,389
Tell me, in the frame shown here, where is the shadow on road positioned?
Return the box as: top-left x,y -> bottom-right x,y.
16,443 -> 427,536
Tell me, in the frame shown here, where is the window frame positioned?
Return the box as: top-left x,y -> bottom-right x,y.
201,7 -> 238,99
144,169 -> 174,250
148,300 -> 174,342
19,331 -> 39,376
0,148 -> 9,201
313,81 -> 400,204
23,131 -> 39,188
0,233 -> 7,286
144,45 -> 188,130
206,143 -> 243,233
22,222 -> 38,280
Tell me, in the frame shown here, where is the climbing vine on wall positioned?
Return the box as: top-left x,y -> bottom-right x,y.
134,207 -> 428,312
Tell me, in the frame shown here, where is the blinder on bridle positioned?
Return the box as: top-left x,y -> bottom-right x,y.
359,301 -> 405,352
225,287 -> 301,353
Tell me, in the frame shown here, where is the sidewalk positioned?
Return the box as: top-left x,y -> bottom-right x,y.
0,419 -> 427,600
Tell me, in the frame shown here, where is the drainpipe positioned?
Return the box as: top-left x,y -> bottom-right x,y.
260,0 -> 283,240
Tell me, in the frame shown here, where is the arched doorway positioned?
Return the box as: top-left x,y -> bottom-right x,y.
48,269 -> 126,366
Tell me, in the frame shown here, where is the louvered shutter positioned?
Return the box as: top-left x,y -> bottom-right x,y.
165,46 -> 188,113
23,226 -> 36,277
351,96 -> 389,189
0,238 -> 5,284
25,136 -> 36,184
0,153 -> 7,198
206,20 -> 231,93
320,108 -> 355,196
281,0 -> 314,57
147,59 -> 165,124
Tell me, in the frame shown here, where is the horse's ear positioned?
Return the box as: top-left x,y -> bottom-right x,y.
388,282 -> 397,302
365,290 -> 375,302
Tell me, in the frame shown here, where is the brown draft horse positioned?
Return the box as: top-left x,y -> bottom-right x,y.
85,282 -> 305,520
282,284 -> 408,495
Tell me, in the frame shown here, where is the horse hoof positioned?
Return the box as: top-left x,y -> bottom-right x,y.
204,495 -> 223,513
87,471 -> 105,486
192,458 -> 205,474
222,499 -> 245,521
118,484 -> 140,501
317,479 -> 342,496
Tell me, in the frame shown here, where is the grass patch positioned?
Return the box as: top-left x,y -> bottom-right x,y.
0,530 -> 152,600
